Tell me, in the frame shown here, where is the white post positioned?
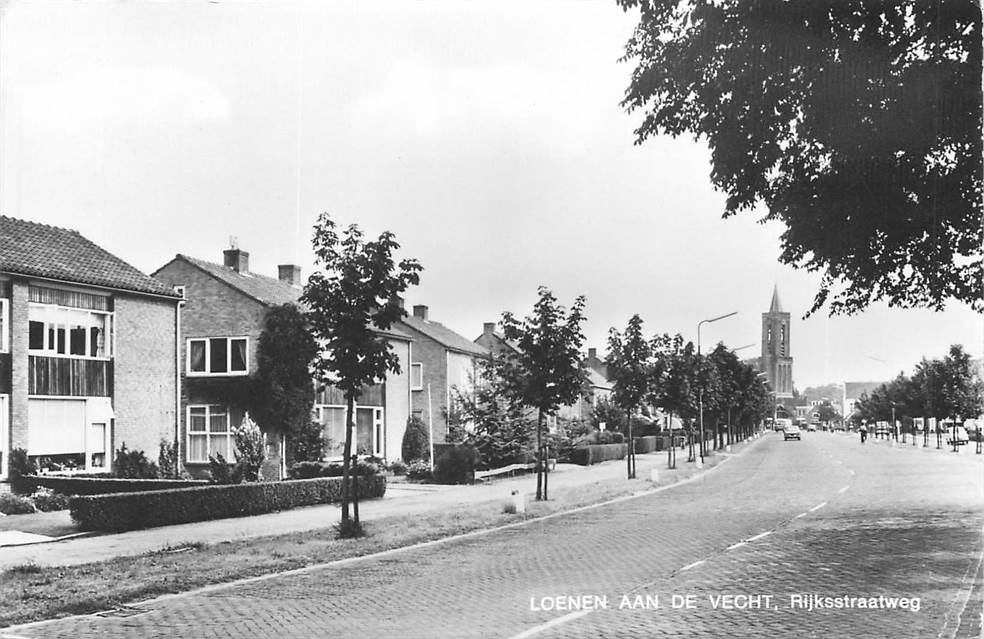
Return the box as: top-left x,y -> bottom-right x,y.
427,383 -> 435,471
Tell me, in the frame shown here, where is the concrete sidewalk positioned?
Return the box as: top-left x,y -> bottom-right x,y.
0,436 -> 761,571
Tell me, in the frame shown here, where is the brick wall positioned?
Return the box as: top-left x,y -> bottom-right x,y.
154,258 -> 284,477
113,293 -> 178,459
405,330 -> 450,443
9,280 -> 29,451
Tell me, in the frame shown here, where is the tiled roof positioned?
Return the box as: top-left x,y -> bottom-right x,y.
587,368 -> 612,390
171,254 -> 302,306
0,216 -> 178,297
162,254 -> 413,342
401,315 -> 490,356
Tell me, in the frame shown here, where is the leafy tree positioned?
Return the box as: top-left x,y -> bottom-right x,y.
705,343 -> 743,448
650,333 -> 699,468
618,0 -> 983,315
589,396 -> 627,434
500,287 -> 588,500
301,213 -> 422,535
815,402 -> 841,428
607,314 -> 653,478
450,357 -> 535,469
252,303 -> 320,465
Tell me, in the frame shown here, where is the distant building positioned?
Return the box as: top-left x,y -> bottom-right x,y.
396,305 -> 488,443
760,285 -> 794,400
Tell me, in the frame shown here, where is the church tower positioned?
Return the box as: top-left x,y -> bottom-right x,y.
761,285 -> 794,398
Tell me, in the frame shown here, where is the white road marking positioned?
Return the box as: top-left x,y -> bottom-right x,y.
838,485 -> 850,494
794,512 -> 808,519
748,531 -> 772,542
508,610 -> 591,639
680,560 -> 705,571
726,541 -> 747,551
849,469 -> 856,476
809,502 -> 828,512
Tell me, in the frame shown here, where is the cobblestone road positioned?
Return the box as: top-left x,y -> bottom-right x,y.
4,433 -> 982,638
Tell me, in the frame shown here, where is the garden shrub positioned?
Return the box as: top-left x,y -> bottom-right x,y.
208,453 -> 244,485
286,460 -> 379,479
0,492 -> 37,515
433,444 -> 480,484
233,415 -> 265,482
114,444 -> 160,479
32,476 -> 206,496
158,439 -> 180,479
387,459 -> 407,475
406,459 -> 432,481
69,475 -> 387,532
9,448 -> 38,495
29,487 -> 71,512
632,436 -> 658,454
401,416 -> 430,463
569,443 -> 628,466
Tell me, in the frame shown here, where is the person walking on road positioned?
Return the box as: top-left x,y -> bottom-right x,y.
860,423 -> 868,444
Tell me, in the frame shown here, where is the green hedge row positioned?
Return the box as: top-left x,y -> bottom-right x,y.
569,443 -> 628,466
631,436 -> 658,454
69,475 -> 387,533
32,476 -> 206,496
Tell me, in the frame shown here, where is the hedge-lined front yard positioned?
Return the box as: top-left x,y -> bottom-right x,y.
70,476 -> 387,532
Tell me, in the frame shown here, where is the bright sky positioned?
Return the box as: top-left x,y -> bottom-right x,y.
1,0 -> 980,390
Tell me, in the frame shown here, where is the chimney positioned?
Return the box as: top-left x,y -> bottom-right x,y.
223,248 -> 249,273
412,305 -> 429,321
483,322 -> 496,335
588,347 -> 597,360
278,264 -> 301,286
396,295 -> 405,309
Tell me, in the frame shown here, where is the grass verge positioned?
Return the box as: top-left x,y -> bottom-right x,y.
0,446 -> 739,629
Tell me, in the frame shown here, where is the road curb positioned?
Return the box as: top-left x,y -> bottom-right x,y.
0,436 -> 768,636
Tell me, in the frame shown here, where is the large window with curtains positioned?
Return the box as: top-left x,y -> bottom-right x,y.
187,337 -> 248,376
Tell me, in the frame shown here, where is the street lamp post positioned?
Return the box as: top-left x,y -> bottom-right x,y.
698,311 -> 738,463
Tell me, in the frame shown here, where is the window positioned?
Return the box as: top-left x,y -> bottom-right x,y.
27,304 -> 112,358
0,298 -> 8,353
187,337 -> 248,375
187,405 -> 234,462
410,363 -> 423,390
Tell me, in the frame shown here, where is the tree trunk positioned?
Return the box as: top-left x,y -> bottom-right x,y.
667,411 -> 676,469
340,395 -> 355,523
536,408 -> 544,500
626,407 -> 633,479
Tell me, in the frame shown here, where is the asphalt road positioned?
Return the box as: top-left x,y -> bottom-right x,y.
5,432 -> 982,639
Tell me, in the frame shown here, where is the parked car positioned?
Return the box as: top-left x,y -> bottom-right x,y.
783,424 -> 802,441
807,423 -> 818,432
946,426 -> 970,446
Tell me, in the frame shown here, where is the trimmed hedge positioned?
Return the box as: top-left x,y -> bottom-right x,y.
631,436 -> 658,454
569,443 -> 628,466
32,476 -> 206,496
70,475 -> 387,533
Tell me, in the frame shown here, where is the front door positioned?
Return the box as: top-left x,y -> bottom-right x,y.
0,395 -> 8,480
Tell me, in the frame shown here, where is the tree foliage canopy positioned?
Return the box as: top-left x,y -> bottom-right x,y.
618,0 -> 983,315
606,314 -> 654,414
301,214 -> 422,401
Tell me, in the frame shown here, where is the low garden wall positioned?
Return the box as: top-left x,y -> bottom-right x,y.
70,475 -> 387,533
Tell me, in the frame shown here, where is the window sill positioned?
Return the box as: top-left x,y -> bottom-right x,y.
186,372 -> 249,378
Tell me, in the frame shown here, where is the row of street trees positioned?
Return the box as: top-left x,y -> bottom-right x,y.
854,344 -> 983,449
606,316 -> 773,475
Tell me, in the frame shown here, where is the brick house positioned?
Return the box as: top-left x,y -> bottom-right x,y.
397,305 -> 490,444
0,216 -> 181,482
153,249 -> 413,477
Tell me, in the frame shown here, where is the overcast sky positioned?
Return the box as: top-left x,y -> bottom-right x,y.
1,0 -> 980,391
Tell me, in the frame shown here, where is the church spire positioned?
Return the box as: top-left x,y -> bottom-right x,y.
769,284 -> 783,313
